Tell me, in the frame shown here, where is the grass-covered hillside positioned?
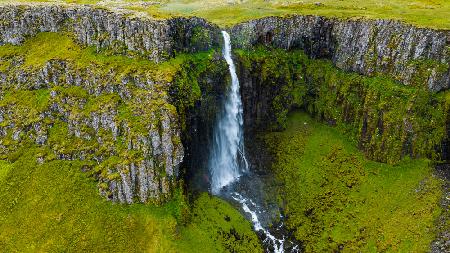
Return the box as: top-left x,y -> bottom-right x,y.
1,0 -> 449,29
0,145 -> 262,252
263,111 -> 444,252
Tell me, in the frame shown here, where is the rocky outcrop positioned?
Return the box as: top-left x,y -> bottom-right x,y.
236,48 -> 449,164
0,57 -> 184,204
0,3 -> 448,202
231,16 -> 450,91
0,4 -> 221,62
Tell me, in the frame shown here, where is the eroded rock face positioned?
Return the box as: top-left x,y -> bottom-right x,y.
0,59 -> 184,204
236,48 -> 449,164
0,4 -> 221,62
231,16 -> 450,91
0,4 -> 448,204
1,4 -> 448,90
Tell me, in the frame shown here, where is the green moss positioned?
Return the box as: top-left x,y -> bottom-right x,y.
0,32 -> 186,84
169,50 -> 226,131
235,48 -> 309,130
0,89 -> 50,127
263,111 -> 443,252
0,146 -> 261,252
56,85 -> 89,99
0,146 -> 177,252
175,193 -> 263,252
83,93 -> 121,115
306,59 -> 446,163
405,59 -> 449,88
0,160 -> 12,183
47,120 -> 99,157
236,47 -> 447,164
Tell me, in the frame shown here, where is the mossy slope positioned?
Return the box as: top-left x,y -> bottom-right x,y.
0,145 -> 262,252
263,111 -> 443,252
0,32 -> 195,203
0,31 -> 263,252
236,48 -> 449,164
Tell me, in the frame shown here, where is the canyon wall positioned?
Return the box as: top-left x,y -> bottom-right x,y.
236,48 -> 449,164
0,4 -> 221,62
1,5 -> 448,91
0,56 -> 186,204
231,16 -> 450,91
0,26 -> 226,203
0,4 -> 449,203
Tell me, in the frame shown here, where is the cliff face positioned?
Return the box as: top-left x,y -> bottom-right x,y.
236,48 -> 449,164
231,16 -> 449,91
0,4 -> 449,203
0,55 -> 186,203
0,5 -> 221,62
0,4 -> 226,204
2,5 -> 448,91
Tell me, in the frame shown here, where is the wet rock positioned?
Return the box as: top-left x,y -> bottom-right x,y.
431,164 -> 450,253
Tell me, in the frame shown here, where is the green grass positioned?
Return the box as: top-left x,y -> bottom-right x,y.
0,32 -> 184,83
235,47 -> 448,164
0,32 -> 258,250
0,145 -> 262,252
263,111 -> 443,252
2,0 -> 448,29
0,89 -> 51,127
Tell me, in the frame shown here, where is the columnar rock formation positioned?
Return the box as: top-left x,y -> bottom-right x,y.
0,3 -> 448,204
0,57 -> 185,203
0,4 -> 221,62
1,5 -> 448,90
231,16 -> 449,91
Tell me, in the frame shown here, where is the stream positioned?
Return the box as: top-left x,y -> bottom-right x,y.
207,31 -> 301,253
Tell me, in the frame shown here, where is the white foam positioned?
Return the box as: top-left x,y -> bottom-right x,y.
209,31 -> 248,194
231,192 -> 286,253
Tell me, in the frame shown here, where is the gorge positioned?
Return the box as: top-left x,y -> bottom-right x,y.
0,2 -> 449,252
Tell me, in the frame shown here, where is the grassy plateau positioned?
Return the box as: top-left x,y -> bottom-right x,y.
0,0 -> 449,29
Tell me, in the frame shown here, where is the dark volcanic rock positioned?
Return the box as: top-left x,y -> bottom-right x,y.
231,16 -> 450,91
0,4 -> 221,62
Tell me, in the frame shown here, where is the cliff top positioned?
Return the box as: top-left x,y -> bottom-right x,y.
1,0 -> 449,29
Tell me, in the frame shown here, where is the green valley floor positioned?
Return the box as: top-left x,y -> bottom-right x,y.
263,111 -> 445,252
0,111 -> 445,252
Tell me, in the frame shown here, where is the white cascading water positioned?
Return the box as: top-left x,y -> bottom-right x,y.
209,31 -> 298,253
209,31 -> 248,194
231,193 -> 293,253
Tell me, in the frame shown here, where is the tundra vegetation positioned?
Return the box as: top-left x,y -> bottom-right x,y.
2,0 -> 449,29
0,33 -> 262,252
0,1 -> 448,252
264,111 -> 443,252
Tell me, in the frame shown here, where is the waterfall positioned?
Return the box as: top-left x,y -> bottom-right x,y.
209,31 -> 248,194
209,31 -> 299,253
